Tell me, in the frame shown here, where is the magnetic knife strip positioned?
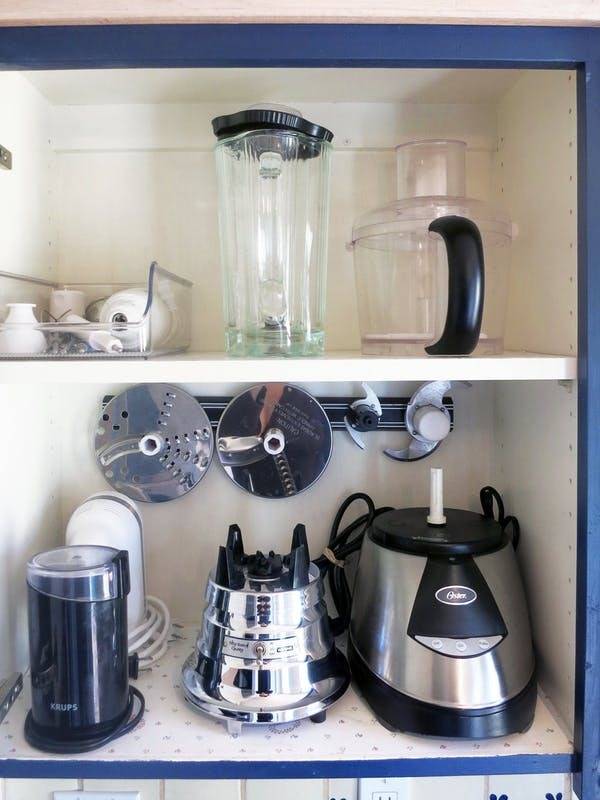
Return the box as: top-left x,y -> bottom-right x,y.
102,394 -> 454,431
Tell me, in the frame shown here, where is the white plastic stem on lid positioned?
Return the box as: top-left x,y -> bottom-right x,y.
427,467 -> 446,526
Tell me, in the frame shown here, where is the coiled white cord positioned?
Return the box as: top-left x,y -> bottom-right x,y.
128,595 -> 171,670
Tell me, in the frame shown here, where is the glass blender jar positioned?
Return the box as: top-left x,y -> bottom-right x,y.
350,140 -> 513,356
212,106 -> 333,357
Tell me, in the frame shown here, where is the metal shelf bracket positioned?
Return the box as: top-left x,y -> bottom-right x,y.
0,144 -> 12,169
0,145 -> 12,170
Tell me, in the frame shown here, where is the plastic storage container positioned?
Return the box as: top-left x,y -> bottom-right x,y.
213,106 -> 333,357
0,262 -> 192,359
350,140 -> 513,356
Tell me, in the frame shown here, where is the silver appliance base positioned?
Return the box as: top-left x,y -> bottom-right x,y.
181,654 -> 349,734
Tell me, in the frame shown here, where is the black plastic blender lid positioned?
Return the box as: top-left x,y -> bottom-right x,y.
370,507 -> 504,556
212,108 -> 334,142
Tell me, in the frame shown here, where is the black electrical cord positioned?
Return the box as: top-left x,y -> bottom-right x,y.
314,493 -> 392,636
319,487 -> 521,637
24,686 -> 145,754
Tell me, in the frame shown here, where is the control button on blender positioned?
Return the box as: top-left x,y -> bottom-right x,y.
478,639 -> 490,650
455,641 -> 467,653
431,639 -> 444,650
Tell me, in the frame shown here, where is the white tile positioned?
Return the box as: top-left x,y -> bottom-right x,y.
54,793 -> 140,800
404,777 -> 484,800
488,773 -> 571,799
328,780 -> 357,800
165,780 -> 242,800
82,782 -> 159,800
5,780 -> 79,800
246,780 -> 325,800
359,777 -> 484,800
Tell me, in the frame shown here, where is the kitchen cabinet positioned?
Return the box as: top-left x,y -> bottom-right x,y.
0,20 -> 597,800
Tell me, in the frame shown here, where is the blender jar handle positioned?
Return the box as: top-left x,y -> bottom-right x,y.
425,215 -> 485,356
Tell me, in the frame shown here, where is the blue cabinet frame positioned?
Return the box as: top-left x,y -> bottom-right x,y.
0,21 -> 599,798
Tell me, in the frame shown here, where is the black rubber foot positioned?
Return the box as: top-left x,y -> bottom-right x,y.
348,639 -> 536,739
310,710 -> 327,723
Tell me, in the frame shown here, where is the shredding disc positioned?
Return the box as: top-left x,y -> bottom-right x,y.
216,383 -> 332,499
95,384 -> 213,503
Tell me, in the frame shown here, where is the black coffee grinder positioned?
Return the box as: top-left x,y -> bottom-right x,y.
25,545 -> 145,752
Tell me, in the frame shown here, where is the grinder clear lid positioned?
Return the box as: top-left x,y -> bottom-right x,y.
27,545 -> 129,602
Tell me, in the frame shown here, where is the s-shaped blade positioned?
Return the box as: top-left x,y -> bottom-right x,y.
344,383 -> 383,449
384,380 -> 452,462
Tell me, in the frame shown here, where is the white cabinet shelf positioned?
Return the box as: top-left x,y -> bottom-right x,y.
0,625 -> 574,780
0,351 -> 576,385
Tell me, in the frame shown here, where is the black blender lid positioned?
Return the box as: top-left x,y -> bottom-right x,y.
370,507 -> 503,556
212,107 -> 333,142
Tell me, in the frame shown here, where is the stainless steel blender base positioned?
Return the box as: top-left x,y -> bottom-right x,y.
181,653 -> 350,733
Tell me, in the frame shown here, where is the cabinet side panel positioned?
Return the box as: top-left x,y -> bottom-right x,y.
0,385 -> 62,674
493,381 -> 577,733
0,74 -> 56,674
496,70 -> 577,356
0,73 -> 55,281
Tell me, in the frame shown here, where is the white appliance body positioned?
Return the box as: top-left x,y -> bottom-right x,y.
65,492 -> 146,631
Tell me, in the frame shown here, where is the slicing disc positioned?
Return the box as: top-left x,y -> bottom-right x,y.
216,383 -> 332,499
94,383 -> 213,503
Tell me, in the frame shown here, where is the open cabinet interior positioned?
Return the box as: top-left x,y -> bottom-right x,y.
0,64 -> 579,774
0,66 -> 576,356
0,378 -> 578,767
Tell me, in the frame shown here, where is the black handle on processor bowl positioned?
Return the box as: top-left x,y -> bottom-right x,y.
425,215 -> 485,356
